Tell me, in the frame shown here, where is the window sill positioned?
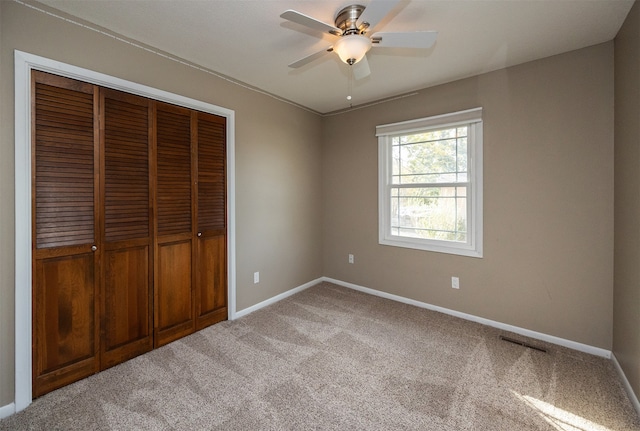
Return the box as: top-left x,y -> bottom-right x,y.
379,236 -> 483,258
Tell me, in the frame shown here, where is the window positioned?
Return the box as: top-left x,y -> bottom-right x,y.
377,108 -> 483,257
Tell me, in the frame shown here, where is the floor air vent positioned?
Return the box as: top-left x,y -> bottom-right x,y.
499,335 -> 547,353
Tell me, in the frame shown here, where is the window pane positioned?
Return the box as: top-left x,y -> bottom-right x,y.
457,137 -> 467,181
389,186 -> 468,243
392,126 -> 469,185
392,144 -> 400,184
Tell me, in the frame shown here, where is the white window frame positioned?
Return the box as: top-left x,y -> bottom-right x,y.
377,107 -> 483,258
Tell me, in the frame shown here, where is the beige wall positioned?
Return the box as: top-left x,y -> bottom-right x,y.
0,1 -> 323,406
323,43 -> 614,349
614,0 -> 640,400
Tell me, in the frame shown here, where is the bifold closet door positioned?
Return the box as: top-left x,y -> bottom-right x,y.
100,89 -> 153,368
32,71 -> 100,397
32,71 -> 229,396
195,112 -> 227,330
154,103 -> 196,347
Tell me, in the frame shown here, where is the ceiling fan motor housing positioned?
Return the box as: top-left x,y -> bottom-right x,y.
335,4 -> 368,35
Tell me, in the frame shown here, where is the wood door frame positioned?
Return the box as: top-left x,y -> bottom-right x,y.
14,50 -> 237,412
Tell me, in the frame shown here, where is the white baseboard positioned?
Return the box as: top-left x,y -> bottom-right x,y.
0,402 -> 16,420
233,277 -> 323,319
612,353 -> 640,416
321,277 -> 612,359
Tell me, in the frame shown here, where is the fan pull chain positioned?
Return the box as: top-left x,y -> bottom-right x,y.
347,65 -> 353,107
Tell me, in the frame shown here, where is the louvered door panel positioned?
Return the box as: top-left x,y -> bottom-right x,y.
34,78 -> 95,249
197,113 -> 226,232
156,107 -> 192,236
32,71 -> 99,397
196,112 -> 227,329
104,92 -> 150,242
101,89 -> 153,368
154,104 -> 195,347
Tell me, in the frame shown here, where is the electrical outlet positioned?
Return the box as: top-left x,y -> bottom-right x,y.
348,254 -> 354,264
254,271 -> 260,284
451,276 -> 460,289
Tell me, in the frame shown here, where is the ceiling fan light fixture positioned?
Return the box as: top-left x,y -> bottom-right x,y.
333,34 -> 372,65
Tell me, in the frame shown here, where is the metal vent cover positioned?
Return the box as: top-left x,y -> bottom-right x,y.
499,335 -> 548,353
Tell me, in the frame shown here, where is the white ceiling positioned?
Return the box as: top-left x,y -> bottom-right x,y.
36,0 -> 634,114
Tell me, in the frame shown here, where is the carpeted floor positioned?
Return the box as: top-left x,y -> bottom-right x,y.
2,282 -> 639,430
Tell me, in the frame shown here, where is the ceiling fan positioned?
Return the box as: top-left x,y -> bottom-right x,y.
280,0 -> 438,80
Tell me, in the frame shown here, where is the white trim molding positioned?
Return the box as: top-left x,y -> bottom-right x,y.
234,278 -> 323,319
376,107 -> 483,137
0,403 -> 16,420
322,277 -> 612,358
612,353 -> 640,417
14,50 -> 237,413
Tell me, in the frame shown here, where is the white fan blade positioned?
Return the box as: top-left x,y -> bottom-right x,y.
288,46 -> 334,68
371,31 -> 438,49
281,10 -> 342,36
356,0 -> 401,32
353,55 -> 371,80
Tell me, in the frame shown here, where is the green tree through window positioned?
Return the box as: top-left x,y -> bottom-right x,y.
391,126 -> 469,242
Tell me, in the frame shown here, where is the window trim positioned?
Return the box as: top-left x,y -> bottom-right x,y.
377,108 -> 483,258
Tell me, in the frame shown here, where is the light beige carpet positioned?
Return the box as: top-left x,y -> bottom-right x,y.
2,282 -> 639,430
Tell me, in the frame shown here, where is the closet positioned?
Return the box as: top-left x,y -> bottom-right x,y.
32,71 -> 227,397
